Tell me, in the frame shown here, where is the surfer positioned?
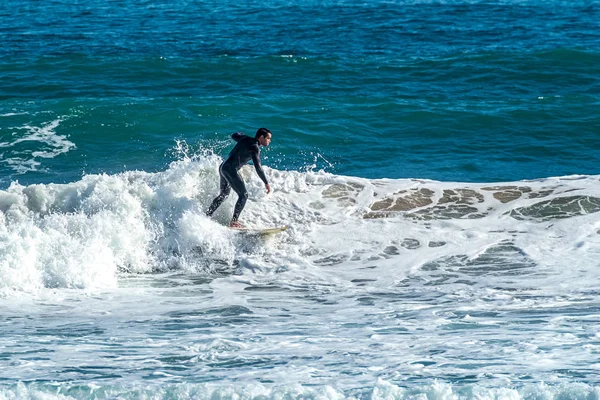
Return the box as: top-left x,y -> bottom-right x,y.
206,128 -> 272,228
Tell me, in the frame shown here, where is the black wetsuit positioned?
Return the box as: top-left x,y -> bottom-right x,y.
206,132 -> 268,221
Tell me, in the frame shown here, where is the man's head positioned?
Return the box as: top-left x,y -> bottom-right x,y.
255,127 -> 272,146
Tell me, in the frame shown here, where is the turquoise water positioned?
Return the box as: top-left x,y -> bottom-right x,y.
2,0 -> 599,187
2,1 -> 600,399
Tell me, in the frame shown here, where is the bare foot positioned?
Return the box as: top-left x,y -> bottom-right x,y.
230,221 -> 245,228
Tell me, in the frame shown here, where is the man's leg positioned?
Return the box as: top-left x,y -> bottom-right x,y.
206,170 -> 231,217
226,170 -> 248,224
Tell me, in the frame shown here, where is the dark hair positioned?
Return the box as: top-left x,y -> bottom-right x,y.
255,127 -> 271,139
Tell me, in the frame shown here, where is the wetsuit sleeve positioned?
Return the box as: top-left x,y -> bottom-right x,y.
231,132 -> 244,142
251,148 -> 269,185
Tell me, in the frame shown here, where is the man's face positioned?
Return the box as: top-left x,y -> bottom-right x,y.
259,133 -> 272,147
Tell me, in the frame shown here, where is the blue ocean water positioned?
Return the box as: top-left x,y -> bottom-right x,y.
1,1 -> 600,399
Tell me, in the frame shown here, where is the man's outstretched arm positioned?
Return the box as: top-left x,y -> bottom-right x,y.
251,151 -> 271,194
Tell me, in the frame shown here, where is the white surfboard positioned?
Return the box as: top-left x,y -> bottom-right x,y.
231,225 -> 288,235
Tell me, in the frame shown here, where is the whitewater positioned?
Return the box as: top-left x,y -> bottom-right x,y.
1,149 -> 600,398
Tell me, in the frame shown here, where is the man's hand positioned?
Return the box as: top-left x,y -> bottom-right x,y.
265,183 -> 271,194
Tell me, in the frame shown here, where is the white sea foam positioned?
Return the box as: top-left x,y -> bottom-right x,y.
1,153 -> 599,296
0,379 -> 598,400
0,118 -> 76,174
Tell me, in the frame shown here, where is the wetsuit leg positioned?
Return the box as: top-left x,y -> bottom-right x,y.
206,166 -> 231,217
221,167 -> 248,222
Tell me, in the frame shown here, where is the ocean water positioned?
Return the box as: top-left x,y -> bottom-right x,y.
1,0 -> 600,398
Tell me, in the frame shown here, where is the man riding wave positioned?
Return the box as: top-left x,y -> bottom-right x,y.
206,128 -> 272,228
